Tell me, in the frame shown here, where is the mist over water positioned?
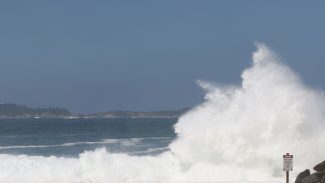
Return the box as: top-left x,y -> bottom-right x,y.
1,43 -> 325,183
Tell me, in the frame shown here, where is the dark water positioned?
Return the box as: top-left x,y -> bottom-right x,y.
0,118 -> 177,157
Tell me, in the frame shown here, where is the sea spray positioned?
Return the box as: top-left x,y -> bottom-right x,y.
170,43 -> 325,181
1,43 -> 325,183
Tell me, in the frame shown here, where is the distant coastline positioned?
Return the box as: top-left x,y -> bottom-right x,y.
0,103 -> 188,119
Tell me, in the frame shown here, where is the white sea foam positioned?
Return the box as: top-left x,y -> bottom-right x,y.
1,43 -> 325,183
0,137 -> 154,150
133,147 -> 170,155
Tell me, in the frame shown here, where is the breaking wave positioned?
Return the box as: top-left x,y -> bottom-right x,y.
1,43 -> 325,183
0,137 -> 164,150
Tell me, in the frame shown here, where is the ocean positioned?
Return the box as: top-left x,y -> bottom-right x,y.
1,44 -> 325,182
0,118 -> 176,157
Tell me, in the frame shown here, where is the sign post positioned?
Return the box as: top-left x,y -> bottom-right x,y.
283,153 -> 293,183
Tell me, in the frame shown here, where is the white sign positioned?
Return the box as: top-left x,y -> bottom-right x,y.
283,153 -> 293,171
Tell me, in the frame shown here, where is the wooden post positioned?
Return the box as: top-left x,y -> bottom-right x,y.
286,170 -> 289,183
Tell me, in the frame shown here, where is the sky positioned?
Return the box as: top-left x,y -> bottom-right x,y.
0,1 -> 325,114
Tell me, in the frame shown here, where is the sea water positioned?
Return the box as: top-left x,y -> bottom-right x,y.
0,43 -> 325,183
0,118 -> 176,157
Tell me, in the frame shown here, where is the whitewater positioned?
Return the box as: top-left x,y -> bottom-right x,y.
1,43 -> 325,183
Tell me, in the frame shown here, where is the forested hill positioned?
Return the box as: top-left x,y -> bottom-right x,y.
0,104 -> 71,118
91,108 -> 190,118
0,103 -> 189,118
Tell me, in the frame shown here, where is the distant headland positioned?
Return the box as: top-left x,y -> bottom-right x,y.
0,103 -> 188,119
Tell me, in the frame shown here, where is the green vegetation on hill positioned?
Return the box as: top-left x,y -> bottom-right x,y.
0,103 -> 71,117
92,108 -> 190,118
0,103 -> 189,118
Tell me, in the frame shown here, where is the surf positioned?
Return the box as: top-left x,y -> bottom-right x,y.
1,43 -> 325,183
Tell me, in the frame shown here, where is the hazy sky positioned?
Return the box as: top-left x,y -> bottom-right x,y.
0,1 -> 324,113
